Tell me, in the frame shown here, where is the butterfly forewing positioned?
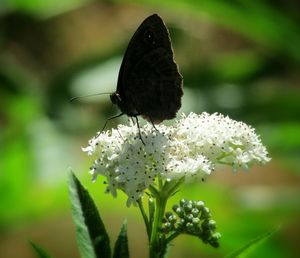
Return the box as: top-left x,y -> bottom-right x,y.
113,14 -> 183,123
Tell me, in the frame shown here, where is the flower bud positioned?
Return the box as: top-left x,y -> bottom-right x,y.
185,214 -> 194,222
175,207 -> 184,218
186,222 -> 193,230
191,208 -> 200,217
165,211 -> 173,219
192,217 -> 200,225
183,203 -> 193,213
168,214 -> 177,223
200,207 -> 211,219
172,204 -> 179,212
180,199 -> 187,207
194,201 -> 205,210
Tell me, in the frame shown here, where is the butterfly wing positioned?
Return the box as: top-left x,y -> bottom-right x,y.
126,48 -> 182,122
115,14 -> 183,122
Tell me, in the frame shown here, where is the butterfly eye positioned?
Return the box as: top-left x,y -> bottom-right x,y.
144,30 -> 155,44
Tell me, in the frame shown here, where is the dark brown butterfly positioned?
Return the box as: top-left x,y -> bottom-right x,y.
109,14 -> 183,129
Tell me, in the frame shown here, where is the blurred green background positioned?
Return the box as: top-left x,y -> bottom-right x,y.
0,0 -> 299,257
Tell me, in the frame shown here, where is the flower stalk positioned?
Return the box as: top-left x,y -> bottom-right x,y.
138,199 -> 151,240
149,189 -> 168,258
145,178 -> 185,258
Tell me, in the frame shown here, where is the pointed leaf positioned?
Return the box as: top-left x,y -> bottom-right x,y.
29,241 -> 52,258
113,221 -> 129,258
68,172 -> 111,258
226,227 -> 278,258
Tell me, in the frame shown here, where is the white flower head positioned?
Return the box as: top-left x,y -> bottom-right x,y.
83,112 -> 270,206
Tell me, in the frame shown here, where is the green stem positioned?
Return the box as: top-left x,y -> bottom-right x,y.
158,177 -> 163,190
165,231 -> 180,244
137,199 -> 151,241
216,152 -> 233,161
149,191 -> 168,258
148,178 -> 184,258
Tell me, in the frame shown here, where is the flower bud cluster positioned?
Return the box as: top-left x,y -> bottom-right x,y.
161,199 -> 221,247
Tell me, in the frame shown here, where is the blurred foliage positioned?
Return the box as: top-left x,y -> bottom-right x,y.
0,0 -> 93,18
0,0 -> 299,257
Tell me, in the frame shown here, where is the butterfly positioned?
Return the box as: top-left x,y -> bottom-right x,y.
107,14 -> 183,141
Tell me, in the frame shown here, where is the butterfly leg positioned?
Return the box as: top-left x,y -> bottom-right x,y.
131,117 -> 136,125
149,118 -> 160,132
134,116 -> 145,145
101,113 -> 124,133
115,126 -> 125,142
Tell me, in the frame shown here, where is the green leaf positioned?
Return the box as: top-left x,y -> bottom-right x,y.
226,228 -> 278,258
68,172 -> 111,258
113,221 -> 130,258
29,241 -> 52,258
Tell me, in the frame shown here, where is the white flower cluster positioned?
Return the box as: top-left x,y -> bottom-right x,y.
83,112 -> 270,206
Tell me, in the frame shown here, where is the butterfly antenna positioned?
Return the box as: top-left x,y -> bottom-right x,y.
70,92 -> 112,102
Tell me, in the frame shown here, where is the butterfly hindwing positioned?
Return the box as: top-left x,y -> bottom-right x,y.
125,48 -> 182,122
